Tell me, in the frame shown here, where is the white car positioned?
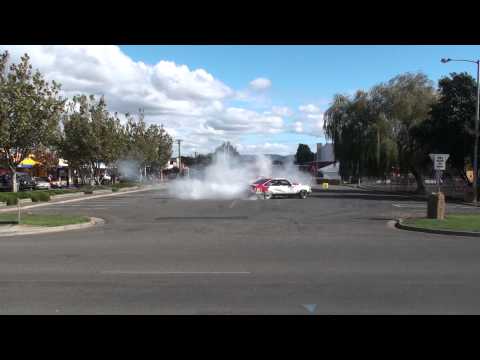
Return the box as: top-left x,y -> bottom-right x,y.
251,178 -> 312,199
33,177 -> 51,190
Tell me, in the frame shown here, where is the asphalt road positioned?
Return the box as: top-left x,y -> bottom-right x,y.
2,185 -> 480,314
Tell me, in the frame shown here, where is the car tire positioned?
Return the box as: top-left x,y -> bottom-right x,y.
264,192 -> 273,200
299,190 -> 307,199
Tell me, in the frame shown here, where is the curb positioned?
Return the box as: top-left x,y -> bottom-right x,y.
395,218 -> 480,237
50,192 -> 85,200
0,217 -> 105,237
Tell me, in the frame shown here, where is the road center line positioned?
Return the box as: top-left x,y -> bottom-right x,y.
101,271 -> 251,275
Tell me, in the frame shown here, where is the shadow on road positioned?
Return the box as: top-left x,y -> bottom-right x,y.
310,193 -> 427,202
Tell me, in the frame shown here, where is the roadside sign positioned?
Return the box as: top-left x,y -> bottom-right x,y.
429,154 -> 449,171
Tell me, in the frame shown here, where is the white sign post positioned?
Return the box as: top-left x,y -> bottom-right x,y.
429,154 -> 450,192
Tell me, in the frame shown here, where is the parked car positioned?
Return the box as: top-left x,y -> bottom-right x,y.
33,177 -> 51,190
17,174 -> 36,191
0,173 -> 35,191
49,177 -> 67,188
250,178 -> 312,199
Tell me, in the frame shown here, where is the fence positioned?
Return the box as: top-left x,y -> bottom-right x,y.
359,176 -> 469,200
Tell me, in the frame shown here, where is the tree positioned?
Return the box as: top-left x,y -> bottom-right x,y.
214,141 -> 240,159
379,73 -> 437,193
324,73 -> 436,192
295,144 -> 315,165
123,111 -> 173,179
0,51 -> 65,191
59,94 -> 125,185
413,72 -> 477,185
32,144 -> 60,174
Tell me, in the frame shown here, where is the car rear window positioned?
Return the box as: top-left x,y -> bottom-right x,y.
254,178 -> 269,184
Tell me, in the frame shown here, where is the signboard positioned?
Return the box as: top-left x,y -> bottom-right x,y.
429,154 -> 449,171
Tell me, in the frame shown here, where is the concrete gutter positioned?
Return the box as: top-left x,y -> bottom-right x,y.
0,217 -> 105,237
0,184 -> 162,213
395,217 -> 480,237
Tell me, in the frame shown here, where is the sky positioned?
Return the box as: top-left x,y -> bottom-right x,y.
1,45 -> 480,156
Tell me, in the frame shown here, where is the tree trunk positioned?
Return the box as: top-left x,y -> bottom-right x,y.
411,167 -> 426,194
11,169 -> 18,193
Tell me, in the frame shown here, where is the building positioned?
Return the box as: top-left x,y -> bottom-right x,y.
316,143 -> 335,162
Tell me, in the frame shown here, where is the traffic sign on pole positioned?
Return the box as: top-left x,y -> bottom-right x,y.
429,154 -> 450,171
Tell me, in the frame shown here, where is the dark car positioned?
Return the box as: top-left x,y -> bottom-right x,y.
0,173 -> 35,191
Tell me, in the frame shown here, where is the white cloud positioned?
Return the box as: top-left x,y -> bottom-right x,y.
271,106 -> 293,117
299,104 -> 321,114
205,107 -> 284,135
0,45 -> 297,154
296,103 -> 324,137
293,121 -> 303,133
249,77 -> 272,91
236,142 -> 293,155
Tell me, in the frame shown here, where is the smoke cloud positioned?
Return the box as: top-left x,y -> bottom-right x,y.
118,159 -> 141,180
168,154 -> 313,200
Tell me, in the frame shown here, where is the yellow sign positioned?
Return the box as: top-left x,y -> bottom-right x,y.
322,182 -> 329,190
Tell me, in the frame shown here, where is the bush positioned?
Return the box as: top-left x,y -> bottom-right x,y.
16,191 -> 33,199
30,192 -> 50,202
112,181 -> 139,189
0,194 -> 18,206
111,187 -> 119,192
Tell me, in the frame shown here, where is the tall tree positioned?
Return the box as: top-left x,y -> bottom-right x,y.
123,111 -> 173,178
59,95 -> 124,184
324,72 -> 436,192
379,73 -> 437,193
295,144 -> 315,165
214,141 -> 240,158
413,72 -> 476,185
0,51 -> 65,191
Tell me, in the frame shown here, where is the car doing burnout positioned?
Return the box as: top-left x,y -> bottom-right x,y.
250,178 -> 312,199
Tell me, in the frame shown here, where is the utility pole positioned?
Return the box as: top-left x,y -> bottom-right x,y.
176,139 -> 182,174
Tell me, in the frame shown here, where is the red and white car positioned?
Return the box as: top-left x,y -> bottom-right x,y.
250,178 -> 312,199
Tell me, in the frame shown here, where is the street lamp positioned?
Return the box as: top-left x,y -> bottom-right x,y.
442,57 -> 480,205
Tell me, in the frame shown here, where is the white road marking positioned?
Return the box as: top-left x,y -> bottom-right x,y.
229,200 -> 237,208
101,271 -> 251,275
54,204 -> 126,207
302,304 -> 317,313
392,203 -> 426,208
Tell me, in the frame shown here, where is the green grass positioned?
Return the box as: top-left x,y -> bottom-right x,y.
404,214 -> 480,232
0,213 -> 90,227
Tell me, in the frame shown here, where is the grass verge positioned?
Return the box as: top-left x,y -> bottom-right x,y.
404,214 -> 480,232
0,213 -> 90,227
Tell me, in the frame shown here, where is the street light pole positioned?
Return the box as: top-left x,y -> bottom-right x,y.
441,58 -> 480,205
475,60 -> 480,205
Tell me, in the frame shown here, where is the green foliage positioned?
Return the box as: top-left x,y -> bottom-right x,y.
404,214 -> 480,232
0,194 -> 18,205
0,51 -> 65,192
59,94 -> 126,183
123,111 -> 173,175
324,72 -> 436,193
30,191 -> 51,202
413,72 -> 477,184
0,213 -> 90,226
295,144 -> 315,165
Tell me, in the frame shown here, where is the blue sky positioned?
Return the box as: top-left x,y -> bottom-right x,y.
119,45 -> 480,154
3,45 -> 480,156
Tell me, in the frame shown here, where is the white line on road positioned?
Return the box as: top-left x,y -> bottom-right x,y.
53,204 -> 126,207
392,202 -> 478,209
101,271 -> 251,275
229,200 -> 237,208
